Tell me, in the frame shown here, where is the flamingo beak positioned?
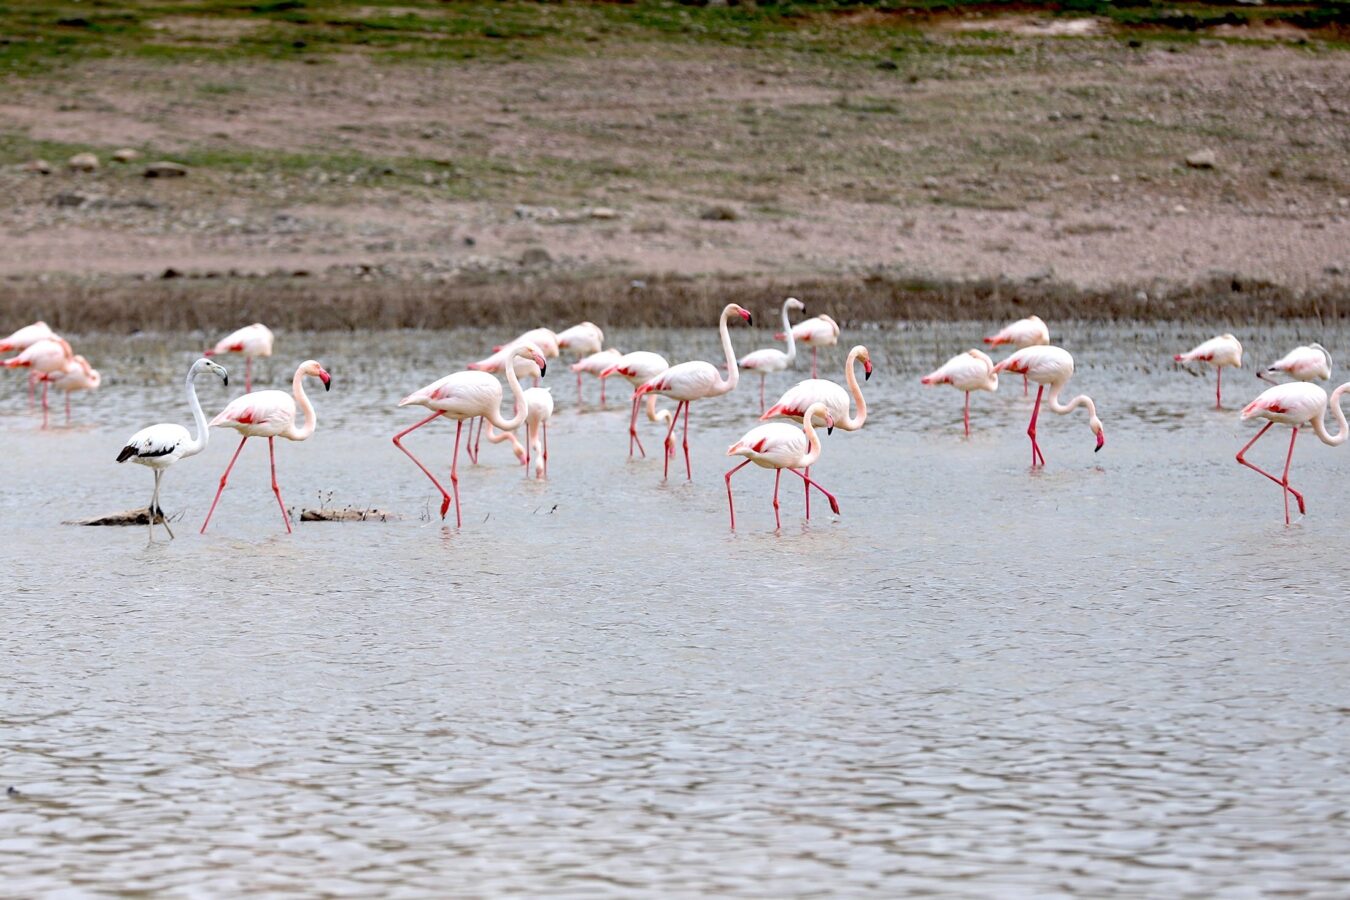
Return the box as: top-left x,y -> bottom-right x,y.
536,353 -> 548,375
863,360 -> 873,381
739,308 -> 753,324
222,373 -> 230,387
320,369 -> 332,391
826,414 -> 836,435
1095,431 -> 1105,452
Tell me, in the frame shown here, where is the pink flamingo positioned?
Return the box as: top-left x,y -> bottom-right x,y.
493,327 -> 560,360
992,346 -> 1104,468
2,337 -> 74,427
600,350 -> 674,457
762,345 -> 871,518
1236,380 -> 1350,525
1174,333 -> 1242,409
775,312 -> 838,378
985,315 -> 1049,395
633,303 -> 753,482
557,322 -> 605,402
42,354 -> 101,425
571,348 -> 621,407
117,358 -> 230,540
725,401 -> 840,530
920,349 -> 999,438
205,323 -> 274,393
483,387 -> 555,480
200,359 -> 332,534
465,340 -> 548,463
1260,343 -> 1331,384
740,297 -> 805,412
393,342 -> 545,527
1,321 -> 57,406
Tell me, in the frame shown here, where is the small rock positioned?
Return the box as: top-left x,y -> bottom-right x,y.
922,176 -> 940,189
161,267 -> 183,279
6,786 -> 19,797
50,192 -> 88,208
1325,265 -> 1344,276
876,59 -> 899,71
67,152 -> 99,172
1025,266 -> 1054,284
588,206 -> 618,220
143,161 -> 188,178
24,159 -> 52,175
1184,149 -> 1218,169
700,205 -> 739,222
1173,204 -> 1189,214
1135,290 -> 1149,302
111,148 -> 141,163
462,235 -> 476,246
520,247 -> 553,268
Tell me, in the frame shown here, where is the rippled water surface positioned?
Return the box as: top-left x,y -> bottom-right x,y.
3,322 -> 1350,896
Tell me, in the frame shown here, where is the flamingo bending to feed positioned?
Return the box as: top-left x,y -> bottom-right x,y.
205,323 -> 274,393
200,359 -> 332,535
601,350 -> 674,458
762,345 -> 872,518
571,348 -> 621,407
739,297 -> 805,412
465,340 -> 549,463
557,322 -> 604,402
1174,334 -> 1242,409
921,349 -> 999,438
992,346 -> 1104,468
725,401 -> 839,531
116,358 -> 229,540
1,321 -> 57,405
43,355 -> 101,425
483,387 -> 555,480
3,337 -> 74,426
493,327 -> 560,360
985,315 -> 1049,395
1237,381 -> 1350,525
775,312 -> 837,378
393,343 -> 545,527
633,303 -> 753,482
1260,343 -> 1332,383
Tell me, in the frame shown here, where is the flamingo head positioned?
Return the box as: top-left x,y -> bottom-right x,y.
1091,416 -> 1105,452
727,304 -> 753,326
299,359 -> 332,391
856,347 -> 873,381
785,297 -> 805,313
514,342 -> 547,376
193,357 -> 230,386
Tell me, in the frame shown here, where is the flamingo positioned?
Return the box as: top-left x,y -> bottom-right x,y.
115,358 -> 229,540
775,312 -> 838,378
725,401 -> 840,531
761,345 -> 872,518
393,342 -> 545,527
466,340 -> 549,463
1174,334 -> 1242,409
556,322 -> 605,402
200,359 -> 332,535
985,315 -> 1050,395
493,327 -> 560,360
920,349 -> 999,438
1236,381 -> 1350,525
1259,343 -> 1332,383
483,387 -> 554,480
2,337 -> 74,427
739,297 -> 805,412
992,346 -> 1104,468
205,323 -> 274,393
1,321 -> 57,405
633,303 -> 753,482
571,348 -> 621,407
601,350 -> 675,458
42,354 -> 101,425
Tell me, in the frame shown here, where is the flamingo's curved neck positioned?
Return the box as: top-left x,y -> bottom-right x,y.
1311,382 -> 1350,447
842,350 -> 867,430
800,411 -> 824,469
286,368 -> 318,440
716,307 -> 740,395
645,393 -> 671,425
781,302 -> 797,365
182,367 -> 210,458
1047,381 -> 1096,421
489,359 -> 530,431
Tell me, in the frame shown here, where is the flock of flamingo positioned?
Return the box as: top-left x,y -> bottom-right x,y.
3,307 -> 1348,535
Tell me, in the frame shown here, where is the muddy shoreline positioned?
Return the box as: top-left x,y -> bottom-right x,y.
3,272 -> 1346,334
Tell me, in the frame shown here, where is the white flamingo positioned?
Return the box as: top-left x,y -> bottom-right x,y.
725,401 -> 840,530
739,297 -> 805,412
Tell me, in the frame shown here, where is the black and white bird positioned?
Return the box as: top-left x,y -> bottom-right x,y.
116,357 -> 229,540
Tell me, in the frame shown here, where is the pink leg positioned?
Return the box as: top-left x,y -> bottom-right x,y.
963,391 -> 971,439
245,356 -> 253,393
576,370 -> 583,404
1279,427 -> 1303,524
268,437 -> 292,534
1235,422 -> 1305,521
788,467 -> 840,516
681,401 -> 692,481
1028,385 -> 1046,468
759,377 -> 766,415
1023,373 -> 1028,396
662,401 -> 682,481
811,347 -> 818,379
1215,366 -> 1223,410
449,419 -> 464,528
804,464 -> 811,520
772,468 -> 782,530
542,423 -> 548,479
41,380 -> 49,429
201,436 -> 248,533
392,411 -> 453,519
629,393 -> 647,459
724,459 -> 751,530
599,374 -> 607,407
65,391 -> 71,425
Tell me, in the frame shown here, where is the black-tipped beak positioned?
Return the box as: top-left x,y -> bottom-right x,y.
540,363 -> 548,377
223,375 -> 229,387
827,425 -> 834,435
321,372 -> 332,391
864,368 -> 872,382
746,314 -> 754,326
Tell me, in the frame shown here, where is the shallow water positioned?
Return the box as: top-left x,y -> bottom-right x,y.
3,322 -> 1350,896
